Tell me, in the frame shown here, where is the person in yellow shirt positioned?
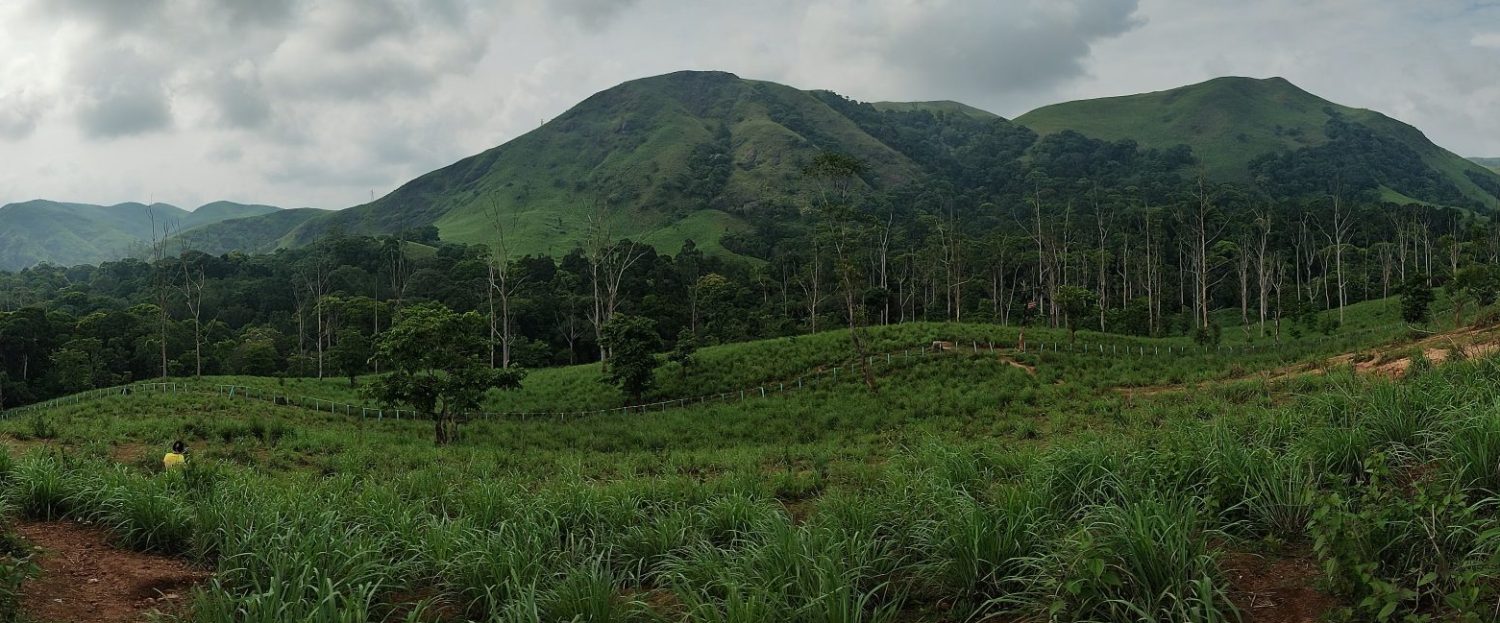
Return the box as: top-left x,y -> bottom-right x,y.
163,440 -> 186,471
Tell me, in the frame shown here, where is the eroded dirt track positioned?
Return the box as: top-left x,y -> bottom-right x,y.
17,520 -> 208,623
1224,550 -> 1338,623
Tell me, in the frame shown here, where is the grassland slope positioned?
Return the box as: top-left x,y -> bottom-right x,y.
1015,76 -> 1500,209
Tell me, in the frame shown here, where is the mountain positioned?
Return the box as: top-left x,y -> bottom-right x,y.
16,72 -> 1500,268
1015,76 -> 1500,209
1471,157 -> 1500,174
0,200 -> 281,270
249,70 -> 973,257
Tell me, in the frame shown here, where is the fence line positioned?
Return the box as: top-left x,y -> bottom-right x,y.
0,330 -> 1383,422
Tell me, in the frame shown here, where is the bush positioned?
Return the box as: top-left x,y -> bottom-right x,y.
1017,496 -> 1235,622
0,524 -> 34,623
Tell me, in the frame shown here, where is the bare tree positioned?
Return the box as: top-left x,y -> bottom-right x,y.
297,245 -> 333,378
176,251 -> 208,377
874,203 -> 896,324
1183,175 -> 1228,328
383,235 -> 413,311
486,202 -> 526,368
1250,202 -> 1274,337
795,239 -> 824,333
146,210 -> 175,378
1315,192 -> 1354,322
1092,185 -> 1113,331
584,204 -> 647,362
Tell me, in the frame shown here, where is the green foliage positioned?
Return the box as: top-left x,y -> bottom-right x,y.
600,315 -> 661,401
1401,277 -> 1435,324
327,329 -> 371,387
0,525 -> 33,623
1057,286 -> 1098,343
11,299 -> 1500,622
367,302 -> 524,444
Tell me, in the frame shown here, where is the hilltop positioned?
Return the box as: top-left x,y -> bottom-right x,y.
0,200 -> 281,270
249,71 -> 1009,257
1015,76 -> 1500,208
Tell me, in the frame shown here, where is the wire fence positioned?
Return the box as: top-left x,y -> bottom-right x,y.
0,329 -> 1392,423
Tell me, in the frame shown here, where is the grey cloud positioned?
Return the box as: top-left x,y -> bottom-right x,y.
216,0 -> 295,27
205,67 -> 272,129
38,0 -> 166,32
549,0 -> 641,31
206,144 -> 243,163
319,0 -> 414,51
0,90 -> 47,140
71,46 -> 173,138
76,89 -> 172,138
261,1 -> 496,100
802,0 -> 1141,102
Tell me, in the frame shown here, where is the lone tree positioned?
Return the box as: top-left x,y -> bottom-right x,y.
367,302 -> 524,444
1056,285 -> 1098,344
328,328 -> 371,387
1400,275 -> 1435,325
668,327 -> 698,381
804,151 -> 878,394
600,314 -> 660,402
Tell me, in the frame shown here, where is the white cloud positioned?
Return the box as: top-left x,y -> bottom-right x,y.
1474,32 -> 1500,49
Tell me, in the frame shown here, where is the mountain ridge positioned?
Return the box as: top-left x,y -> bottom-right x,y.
8,71 -> 1499,270
0,200 -> 283,270
1015,76 -> 1498,208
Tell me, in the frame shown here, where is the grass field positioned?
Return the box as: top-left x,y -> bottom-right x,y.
3,297 -> 1498,622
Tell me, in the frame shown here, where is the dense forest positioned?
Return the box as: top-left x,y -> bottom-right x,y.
3,141 -> 1498,410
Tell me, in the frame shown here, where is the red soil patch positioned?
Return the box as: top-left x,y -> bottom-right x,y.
997,356 -> 1037,375
1222,550 -> 1339,623
17,520 -> 209,623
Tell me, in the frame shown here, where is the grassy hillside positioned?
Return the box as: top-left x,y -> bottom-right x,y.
868,99 -> 999,119
171,207 -> 328,256
1015,76 -> 1500,209
7,302 -> 1500,620
256,71 -> 939,258
0,200 -> 280,270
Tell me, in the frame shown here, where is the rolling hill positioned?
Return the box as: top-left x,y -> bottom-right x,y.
0,200 -> 281,270
1015,76 -> 1500,209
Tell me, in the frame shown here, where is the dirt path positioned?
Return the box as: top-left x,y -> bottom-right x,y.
17,520 -> 208,623
1223,550 -> 1339,623
1118,326 -> 1500,397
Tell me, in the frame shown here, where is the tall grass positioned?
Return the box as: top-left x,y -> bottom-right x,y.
5,310 -> 1500,621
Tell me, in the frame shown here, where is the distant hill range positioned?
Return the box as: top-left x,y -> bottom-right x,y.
1016,76 -> 1500,208
7,71 -> 1500,270
0,201 -> 296,271
1472,157 -> 1500,174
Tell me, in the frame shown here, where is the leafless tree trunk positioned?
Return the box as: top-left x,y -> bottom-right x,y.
1184,176 -> 1225,328
147,211 -> 174,379
298,250 -> 332,379
584,205 -> 647,362
1316,193 -> 1353,322
176,254 -> 207,377
486,204 -> 525,368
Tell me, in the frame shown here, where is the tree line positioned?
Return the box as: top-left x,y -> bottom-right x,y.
3,160 -> 1499,410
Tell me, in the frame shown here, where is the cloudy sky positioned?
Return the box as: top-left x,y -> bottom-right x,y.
1,0 -> 1498,210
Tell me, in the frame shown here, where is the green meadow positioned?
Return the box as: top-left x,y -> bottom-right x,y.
2,298 -> 1498,622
